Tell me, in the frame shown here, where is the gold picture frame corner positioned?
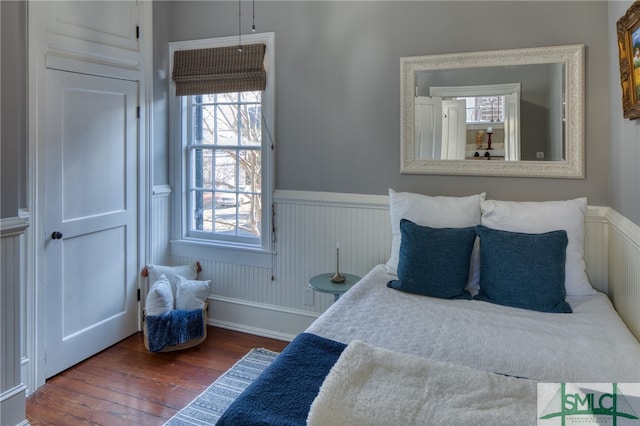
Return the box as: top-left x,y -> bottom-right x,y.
617,0 -> 640,120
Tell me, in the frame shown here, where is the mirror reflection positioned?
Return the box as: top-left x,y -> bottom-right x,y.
414,63 -> 565,162
400,44 -> 584,178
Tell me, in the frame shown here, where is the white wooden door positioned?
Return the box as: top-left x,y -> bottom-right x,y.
44,69 -> 139,378
504,92 -> 521,161
441,99 -> 467,160
414,96 -> 442,159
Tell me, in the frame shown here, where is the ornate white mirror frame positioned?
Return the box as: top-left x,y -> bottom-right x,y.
400,44 -> 585,178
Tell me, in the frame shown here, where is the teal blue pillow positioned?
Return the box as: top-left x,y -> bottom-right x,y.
474,225 -> 572,313
387,219 -> 475,299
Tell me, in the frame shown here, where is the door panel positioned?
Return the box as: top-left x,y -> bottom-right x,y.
44,69 -> 138,378
62,227 -> 127,339
415,96 -> 442,160
61,87 -> 128,219
441,99 -> 467,160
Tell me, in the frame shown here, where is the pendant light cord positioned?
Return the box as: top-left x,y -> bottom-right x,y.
252,0 -> 256,31
239,0 -> 257,50
238,0 -> 242,51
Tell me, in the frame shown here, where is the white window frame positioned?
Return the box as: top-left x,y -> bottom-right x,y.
169,32 -> 275,267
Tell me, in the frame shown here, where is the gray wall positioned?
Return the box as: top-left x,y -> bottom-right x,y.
608,1 -> 640,226
3,2 -> 636,225
166,1 -> 610,204
153,1 -> 171,186
1,1 -> 27,218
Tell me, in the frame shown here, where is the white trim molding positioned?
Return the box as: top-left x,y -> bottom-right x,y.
206,295 -> 318,342
0,217 -> 29,237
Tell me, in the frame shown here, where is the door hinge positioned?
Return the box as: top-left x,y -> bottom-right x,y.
136,106 -> 140,119
136,26 -> 140,39
137,288 -> 141,301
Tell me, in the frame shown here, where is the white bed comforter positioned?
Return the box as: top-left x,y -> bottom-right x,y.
307,340 -> 538,426
306,264 -> 640,383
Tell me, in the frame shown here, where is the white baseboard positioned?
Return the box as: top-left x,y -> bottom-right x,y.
0,385 -> 27,426
206,296 -> 320,342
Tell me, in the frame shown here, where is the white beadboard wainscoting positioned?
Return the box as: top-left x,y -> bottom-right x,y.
151,188 -> 640,342
150,185 -> 172,267
1,216 -> 30,426
605,208 -> 640,340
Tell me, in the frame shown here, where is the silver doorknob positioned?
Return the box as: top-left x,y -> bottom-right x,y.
51,231 -> 63,240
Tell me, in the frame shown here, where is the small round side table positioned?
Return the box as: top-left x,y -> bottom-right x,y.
308,273 -> 361,302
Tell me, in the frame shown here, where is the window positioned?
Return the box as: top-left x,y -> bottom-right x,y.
457,96 -> 505,123
170,33 -> 274,262
187,92 -> 263,243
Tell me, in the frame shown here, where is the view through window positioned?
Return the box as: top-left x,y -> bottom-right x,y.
457,96 -> 505,123
187,92 -> 263,243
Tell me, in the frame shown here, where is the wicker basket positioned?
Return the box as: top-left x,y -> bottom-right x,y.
143,303 -> 208,352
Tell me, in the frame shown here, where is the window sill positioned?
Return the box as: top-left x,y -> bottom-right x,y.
170,239 -> 274,268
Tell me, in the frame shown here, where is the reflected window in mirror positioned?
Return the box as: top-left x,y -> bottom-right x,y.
461,96 -> 504,123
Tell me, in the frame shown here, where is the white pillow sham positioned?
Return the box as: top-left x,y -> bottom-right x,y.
147,263 -> 199,297
176,275 -> 211,311
386,189 -> 486,293
145,274 -> 174,316
480,198 -> 594,296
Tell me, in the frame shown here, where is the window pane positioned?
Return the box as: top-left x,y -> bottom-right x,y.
238,196 -> 261,238
219,92 -> 238,103
192,104 -> 216,145
240,150 -> 261,194
214,150 -> 237,191
240,103 -> 261,146
215,104 -> 238,146
457,95 -> 505,123
190,148 -> 214,189
213,203 -> 237,234
240,91 -> 260,103
201,93 -> 216,103
191,189 -> 213,231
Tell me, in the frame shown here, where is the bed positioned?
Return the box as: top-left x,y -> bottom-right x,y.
216,191 -> 640,425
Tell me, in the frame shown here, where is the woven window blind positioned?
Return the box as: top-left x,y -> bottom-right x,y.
172,43 -> 266,96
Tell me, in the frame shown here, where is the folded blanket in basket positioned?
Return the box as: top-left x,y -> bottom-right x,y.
146,309 -> 204,352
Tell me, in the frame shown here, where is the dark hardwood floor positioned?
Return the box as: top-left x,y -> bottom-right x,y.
26,327 -> 289,425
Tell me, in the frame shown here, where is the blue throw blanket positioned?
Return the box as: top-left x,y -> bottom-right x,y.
146,309 -> 204,352
216,333 -> 346,426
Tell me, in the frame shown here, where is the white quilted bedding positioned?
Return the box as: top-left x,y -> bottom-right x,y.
306,264 -> 640,383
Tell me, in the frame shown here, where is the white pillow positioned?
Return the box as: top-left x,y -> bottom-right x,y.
145,274 -> 174,316
386,189 -> 486,290
480,198 -> 595,296
175,275 -> 211,311
147,263 -> 199,297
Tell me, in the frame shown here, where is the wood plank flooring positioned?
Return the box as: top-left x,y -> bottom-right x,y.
26,327 -> 289,425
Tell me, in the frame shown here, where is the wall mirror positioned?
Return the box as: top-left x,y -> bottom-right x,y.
400,44 -> 585,178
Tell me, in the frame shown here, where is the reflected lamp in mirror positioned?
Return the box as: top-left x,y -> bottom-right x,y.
400,44 -> 585,178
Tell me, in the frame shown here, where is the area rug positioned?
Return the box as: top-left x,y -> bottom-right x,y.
164,348 -> 279,426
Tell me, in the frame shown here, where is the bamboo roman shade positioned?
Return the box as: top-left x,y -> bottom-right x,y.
172,43 -> 267,96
